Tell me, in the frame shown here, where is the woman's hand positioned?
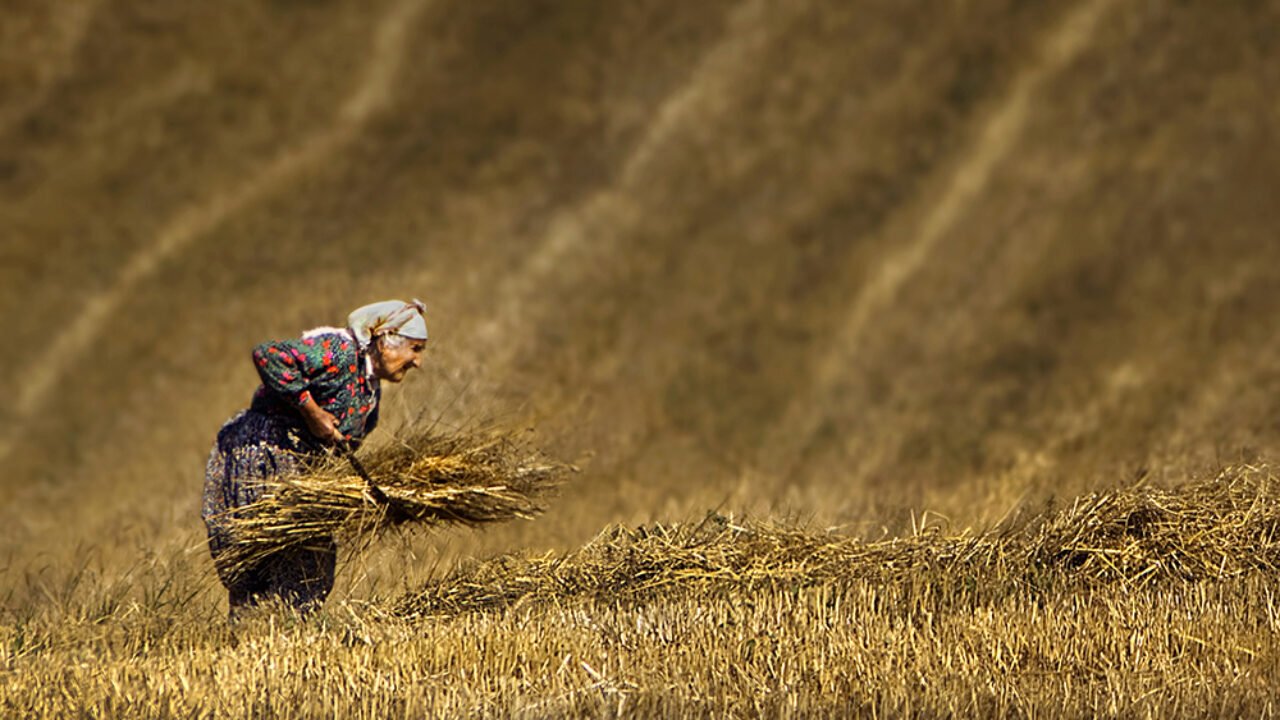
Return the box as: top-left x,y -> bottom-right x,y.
299,396 -> 344,444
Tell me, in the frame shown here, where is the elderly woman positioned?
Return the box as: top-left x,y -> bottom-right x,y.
202,299 -> 428,614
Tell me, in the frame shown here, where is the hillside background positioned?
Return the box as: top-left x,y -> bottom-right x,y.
2,0 -> 1278,597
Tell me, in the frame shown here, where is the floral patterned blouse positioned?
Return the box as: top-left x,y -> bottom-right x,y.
248,329 -> 380,443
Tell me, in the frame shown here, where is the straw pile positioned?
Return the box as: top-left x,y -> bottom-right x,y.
1024,466 -> 1280,581
395,517 -> 993,617
218,428 -> 568,581
397,464 -> 1280,618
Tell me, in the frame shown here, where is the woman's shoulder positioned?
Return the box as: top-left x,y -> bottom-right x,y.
299,327 -> 359,362
300,326 -> 350,342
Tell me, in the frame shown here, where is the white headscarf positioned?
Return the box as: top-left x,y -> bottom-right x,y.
347,299 -> 427,348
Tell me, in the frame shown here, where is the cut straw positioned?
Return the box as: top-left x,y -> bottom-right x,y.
395,464 -> 1280,618
214,427 -> 569,582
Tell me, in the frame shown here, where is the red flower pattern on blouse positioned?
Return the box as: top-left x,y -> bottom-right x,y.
251,330 -> 380,441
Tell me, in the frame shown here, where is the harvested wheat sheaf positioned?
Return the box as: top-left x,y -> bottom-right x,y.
396,465 -> 1280,618
218,428 -> 568,581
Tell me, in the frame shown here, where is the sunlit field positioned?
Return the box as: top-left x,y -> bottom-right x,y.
8,468 -> 1280,716
3,0 -> 1279,716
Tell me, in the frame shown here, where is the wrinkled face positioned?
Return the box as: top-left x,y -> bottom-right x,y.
371,335 -> 426,382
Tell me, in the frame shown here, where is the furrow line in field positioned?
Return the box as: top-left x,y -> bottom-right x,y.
759,0 -> 1119,479
0,0 -> 99,138
460,0 -> 772,371
0,0 -> 432,467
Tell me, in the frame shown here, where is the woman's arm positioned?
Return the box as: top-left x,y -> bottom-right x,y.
252,338 -> 345,444
296,393 -> 344,444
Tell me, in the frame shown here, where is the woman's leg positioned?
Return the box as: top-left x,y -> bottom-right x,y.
226,563 -> 271,619
203,411 -> 334,615
262,539 -> 338,613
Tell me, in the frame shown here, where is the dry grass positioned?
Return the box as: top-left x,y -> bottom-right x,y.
6,466 -> 1280,717
216,427 -> 569,581
1023,468 -> 1280,582
397,464 -> 1280,618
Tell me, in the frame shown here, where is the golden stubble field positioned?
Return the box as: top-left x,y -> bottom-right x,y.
2,0 -> 1279,716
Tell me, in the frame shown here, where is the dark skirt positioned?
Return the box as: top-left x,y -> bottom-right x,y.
201,409 -> 336,613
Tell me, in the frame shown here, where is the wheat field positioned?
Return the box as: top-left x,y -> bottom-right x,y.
7,467 -> 1280,716
3,0 -> 1280,716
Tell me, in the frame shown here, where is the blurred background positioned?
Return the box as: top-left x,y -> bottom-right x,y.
2,0 -> 1277,598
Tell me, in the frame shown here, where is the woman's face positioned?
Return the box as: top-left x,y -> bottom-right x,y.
371,335 -> 426,382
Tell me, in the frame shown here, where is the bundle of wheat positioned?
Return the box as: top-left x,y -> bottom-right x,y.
1025,465 -> 1280,581
217,428 -> 568,581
